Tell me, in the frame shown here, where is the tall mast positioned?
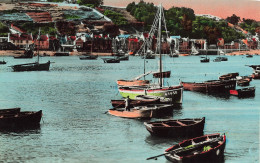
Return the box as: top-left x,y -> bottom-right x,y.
37,27 -> 40,63
158,4 -> 162,88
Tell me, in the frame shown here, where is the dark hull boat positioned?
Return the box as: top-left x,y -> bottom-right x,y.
0,60 -> 6,64
0,110 -> 42,129
219,73 -> 239,80
116,55 -> 129,61
0,108 -> 21,114
102,58 -> 120,63
252,73 -> 260,79
237,79 -> 250,86
164,133 -> 226,163
79,55 -> 98,60
10,61 -> 50,72
14,49 -> 34,59
54,52 -> 70,56
108,104 -> 173,119
111,98 -> 160,108
153,71 -> 171,78
200,58 -> 209,63
142,55 -> 155,59
181,80 -> 236,94
144,117 -> 205,137
230,87 -> 255,97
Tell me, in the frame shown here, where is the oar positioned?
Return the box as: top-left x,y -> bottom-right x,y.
146,153 -> 167,160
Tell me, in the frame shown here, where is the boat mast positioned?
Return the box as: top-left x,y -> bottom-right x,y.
37,28 -> 40,63
158,4 -> 162,88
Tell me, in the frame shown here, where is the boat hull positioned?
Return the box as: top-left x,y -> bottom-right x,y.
230,87 -> 255,97
165,133 -> 226,163
182,80 -> 236,94
117,79 -> 150,86
11,61 -> 50,72
111,98 -> 160,107
108,104 -> 173,119
118,86 -> 183,104
0,110 -> 42,129
144,117 -> 205,137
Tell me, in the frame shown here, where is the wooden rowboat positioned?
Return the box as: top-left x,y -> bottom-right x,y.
181,80 -> 236,94
116,79 -> 150,87
144,117 -> 205,137
0,110 -> 42,129
164,133 -> 226,163
111,98 -> 160,108
108,104 -> 172,119
237,79 -> 250,86
153,71 -> 171,78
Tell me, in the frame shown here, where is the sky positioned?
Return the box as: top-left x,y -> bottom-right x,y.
103,0 -> 260,21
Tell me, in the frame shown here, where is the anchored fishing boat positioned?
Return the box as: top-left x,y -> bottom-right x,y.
118,4 -> 183,104
79,55 -> 98,60
219,73 -> 239,80
181,80 -> 236,94
144,117 -> 205,137
164,133 -> 226,163
10,28 -> 51,72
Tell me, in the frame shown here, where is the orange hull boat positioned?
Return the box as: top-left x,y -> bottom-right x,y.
117,79 -> 150,86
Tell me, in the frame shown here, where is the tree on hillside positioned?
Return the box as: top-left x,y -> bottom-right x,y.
240,18 -> 259,35
126,2 -> 135,12
256,27 -> 260,36
77,0 -> 103,7
226,14 -> 240,25
103,23 -> 120,37
204,26 -> 221,44
0,22 -> 9,36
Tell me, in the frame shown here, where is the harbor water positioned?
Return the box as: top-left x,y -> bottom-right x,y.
0,55 -> 259,162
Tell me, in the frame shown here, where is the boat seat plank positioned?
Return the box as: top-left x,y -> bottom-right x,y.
162,123 -> 171,127
176,121 -> 187,126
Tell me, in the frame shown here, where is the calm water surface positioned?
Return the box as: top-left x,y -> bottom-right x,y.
0,55 -> 259,162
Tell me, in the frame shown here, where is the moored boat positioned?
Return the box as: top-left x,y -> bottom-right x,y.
118,85 -> 183,104
230,87 -> 255,97
219,73 -> 239,80
164,133 -> 226,163
110,98 -> 160,108
181,80 -> 236,94
79,55 -> 98,60
0,110 -> 42,129
0,60 -> 6,64
252,72 -> 260,79
10,61 -> 51,72
117,79 -> 150,87
108,104 -> 172,119
116,55 -> 129,61
237,79 -> 250,86
200,57 -> 209,63
0,108 -> 21,114
144,117 -> 205,137
102,58 -> 120,63
54,52 -> 70,56
153,71 -> 171,78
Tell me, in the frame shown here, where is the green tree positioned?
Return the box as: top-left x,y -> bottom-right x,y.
77,0 -> 103,7
226,14 -> 240,25
0,22 -> 9,36
103,10 -> 128,26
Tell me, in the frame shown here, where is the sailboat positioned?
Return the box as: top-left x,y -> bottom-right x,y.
118,4 -> 183,104
10,28 -> 51,72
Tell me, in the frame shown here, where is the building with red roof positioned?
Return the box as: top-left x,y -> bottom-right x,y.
9,33 -> 33,49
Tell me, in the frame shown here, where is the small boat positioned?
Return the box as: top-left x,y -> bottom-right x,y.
111,98 -> 160,108
153,71 -> 171,78
200,57 -> 209,63
230,87 -> 255,97
181,80 -> 236,94
237,79 -> 250,86
117,79 -> 150,87
164,133 -> 226,163
102,58 -> 120,63
144,117 -> 205,137
14,49 -> 34,59
252,72 -> 260,79
0,110 -> 42,129
0,108 -> 21,114
213,58 -> 221,62
219,72 -> 239,80
10,61 -> 51,72
246,54 -> 253,58
247,65 -> 260,70
79,55 -> 98,60
116,55 -> 129,61
170,54 -> 179,57
108,104 -> 172,119
0,60 -> 6,64
54,52 -> 70,56
142,55 -> 155,59
236,76 -> 252,82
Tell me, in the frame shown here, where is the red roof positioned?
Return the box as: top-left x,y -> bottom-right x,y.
26,12 -> 52,23
11,24 -> 26,33
10,33 -> 32,40
49,36 -> 57,40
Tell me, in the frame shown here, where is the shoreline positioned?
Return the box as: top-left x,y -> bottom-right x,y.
0,49 -> 259,57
